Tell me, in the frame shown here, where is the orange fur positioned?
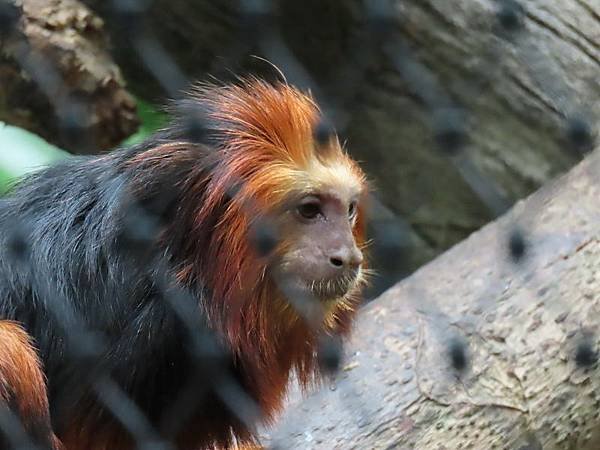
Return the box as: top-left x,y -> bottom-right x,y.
172,79 -> 368,420
0,321 -> 62,449
58,80 -> 368,449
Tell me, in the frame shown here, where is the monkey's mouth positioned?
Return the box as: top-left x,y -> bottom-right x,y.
272,265 -> 363,306
308,274 -> 358,301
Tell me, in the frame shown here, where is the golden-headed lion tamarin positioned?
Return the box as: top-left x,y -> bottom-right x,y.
0,79 -> 368,449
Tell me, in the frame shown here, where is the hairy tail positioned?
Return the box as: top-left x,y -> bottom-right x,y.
0,320 -> 63,450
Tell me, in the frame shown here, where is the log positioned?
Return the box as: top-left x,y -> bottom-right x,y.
265,146 -> 600,449
0,0 -> 139,152
80,0 -> 599,274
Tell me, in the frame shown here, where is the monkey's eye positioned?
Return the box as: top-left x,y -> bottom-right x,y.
297,199 -> 322,220
348,202 -> 357,218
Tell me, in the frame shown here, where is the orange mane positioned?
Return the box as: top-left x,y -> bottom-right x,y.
152,79 -> 368,420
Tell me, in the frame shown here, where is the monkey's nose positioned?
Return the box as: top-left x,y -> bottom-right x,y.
329,246 -> 363,270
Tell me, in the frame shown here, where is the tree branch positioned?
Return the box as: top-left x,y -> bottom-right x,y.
0,0 -> 138,153
267,146 -> 600,449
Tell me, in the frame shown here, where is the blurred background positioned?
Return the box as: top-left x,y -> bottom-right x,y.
1,0 -> 598,296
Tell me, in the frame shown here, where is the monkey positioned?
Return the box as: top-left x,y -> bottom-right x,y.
0,79 -> 369,449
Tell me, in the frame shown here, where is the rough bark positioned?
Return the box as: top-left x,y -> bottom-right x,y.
0,0 -> 138,152
79,0 -> 599,275
264,146 -> 600,449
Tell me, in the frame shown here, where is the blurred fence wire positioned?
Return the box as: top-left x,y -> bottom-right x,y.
0,0 -> 597,449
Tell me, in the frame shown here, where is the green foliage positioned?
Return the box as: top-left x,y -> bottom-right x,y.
0,167 -> 13,195
122,98 -> 168,146
0,123 -> 69,192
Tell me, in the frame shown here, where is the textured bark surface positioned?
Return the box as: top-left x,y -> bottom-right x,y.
79,0 -> 599,274
0,0 -> 138,152
264,146 -> 600,449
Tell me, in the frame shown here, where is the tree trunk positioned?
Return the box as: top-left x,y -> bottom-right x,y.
0,0 -> 139,152
265,145 -> 600,449
79,0 -> 598,276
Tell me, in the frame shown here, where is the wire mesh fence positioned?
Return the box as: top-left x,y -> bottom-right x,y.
0,0 -> 598,449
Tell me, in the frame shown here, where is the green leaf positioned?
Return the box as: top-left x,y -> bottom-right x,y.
122,98 -> 168,146
0,122 -> 69,191
0,167 -> 13,194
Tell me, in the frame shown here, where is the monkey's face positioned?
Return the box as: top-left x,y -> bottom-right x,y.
273,184 -> 366,306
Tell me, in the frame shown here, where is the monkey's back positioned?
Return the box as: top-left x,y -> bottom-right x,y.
0,151 -> 248,449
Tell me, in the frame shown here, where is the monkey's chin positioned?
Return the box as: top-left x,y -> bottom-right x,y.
308,278 -> 357,303
274,276 -> 359,329
275,276 -> 347,301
